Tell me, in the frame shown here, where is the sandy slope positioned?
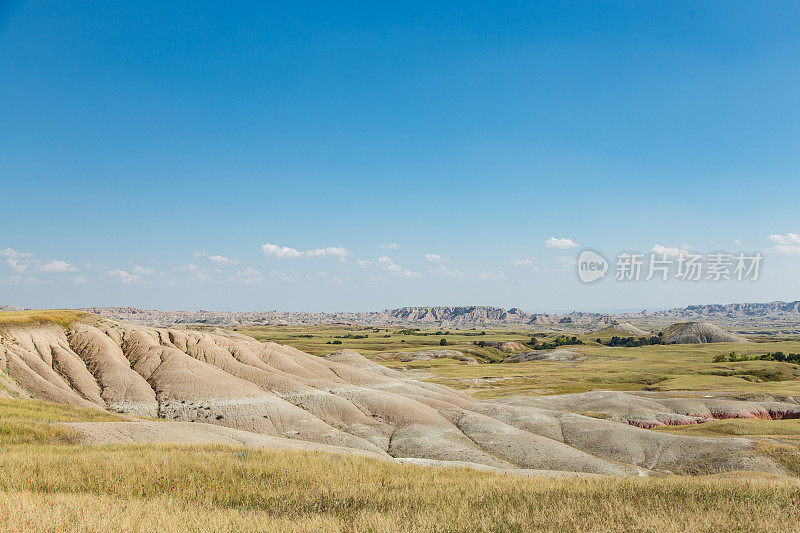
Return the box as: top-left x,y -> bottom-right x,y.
0,320 -> 792,476
506,391 -> 800,428
661,322 -> 749,344
597,322 -> 651,337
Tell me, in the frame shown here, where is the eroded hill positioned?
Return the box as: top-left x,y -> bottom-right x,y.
0,317 -> 797,477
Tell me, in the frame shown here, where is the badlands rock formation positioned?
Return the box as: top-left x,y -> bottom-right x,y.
6,300 -> 800,330
597,322 -> 651,337
73,306 -> 616,328
0,319 -> 790,476
653,300 -> 800,319
372,349 -> 478,365
503,349 -> 585,363
512,391 -> 800,429
661,322 -> 749,344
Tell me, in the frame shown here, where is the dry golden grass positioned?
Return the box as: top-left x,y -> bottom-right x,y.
0,309 -> 96,328
0,443 -> 799,532
0,398 -> 121,445
758,441 -> 800,477
653,418 -> 800,438
649,419 -> 800,476
1,398 -> 798,531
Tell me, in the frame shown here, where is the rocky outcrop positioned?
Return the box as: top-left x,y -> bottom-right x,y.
73,306 -> 616,328
596,322 -> 650,337
3,300 -> 800,329
660,322 -> 749,344
372,349 -> 478,364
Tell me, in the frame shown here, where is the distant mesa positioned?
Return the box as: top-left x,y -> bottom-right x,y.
4,300 -> 800,329
653,300 -> 800,319
71,305 -> 618,328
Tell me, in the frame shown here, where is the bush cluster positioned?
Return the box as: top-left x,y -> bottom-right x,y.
598,335 -> 665,348
713,351 -> 800,364
529,335 -> 584,350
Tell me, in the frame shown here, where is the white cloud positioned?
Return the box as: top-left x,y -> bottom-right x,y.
555,256 -> 576,268
545,237 -> 579,249
172,264 -> 211,281
100,263 -> 213,285
424,254 -> 448,263
208,255 -> 236,265
39,260 -> 77,273
172,264 -> 199,272
194,251 -> 238,265
132,265 -> 155,276
267,271 -> 329,283
511,257 -> 537,266
3,275 -> 40,284
4,249 -> 76,273
103,269 -> 140,283
379,243 -> 399,249
476,271 -> 507,280
429,264 -> 465,279
773,246 -> 800,256
0,248 -> 34,259
651,244 -> 689,259
377,256 -> 421,279
733,239 -> 743,246
768,233 -> 800,245
768,233 -> 800,255
235,267 -> 263,284
358,256 -> 421,279
270,271 -> 301,282
428,264 -> 505,280
71,276 -> 87,284
6,258 -> 29,272
262,243 -> 348,259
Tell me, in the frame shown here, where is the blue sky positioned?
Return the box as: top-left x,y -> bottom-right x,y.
1,1 -> 799,312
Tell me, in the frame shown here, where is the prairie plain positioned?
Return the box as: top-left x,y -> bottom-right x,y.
236,323 -> 800,397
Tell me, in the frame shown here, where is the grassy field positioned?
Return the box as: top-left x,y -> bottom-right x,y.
234,323 -> 540,361
0,398 -> 122,445
381,341 -> 800,398
234,325 -> 800,397
2,398 -> 800,532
